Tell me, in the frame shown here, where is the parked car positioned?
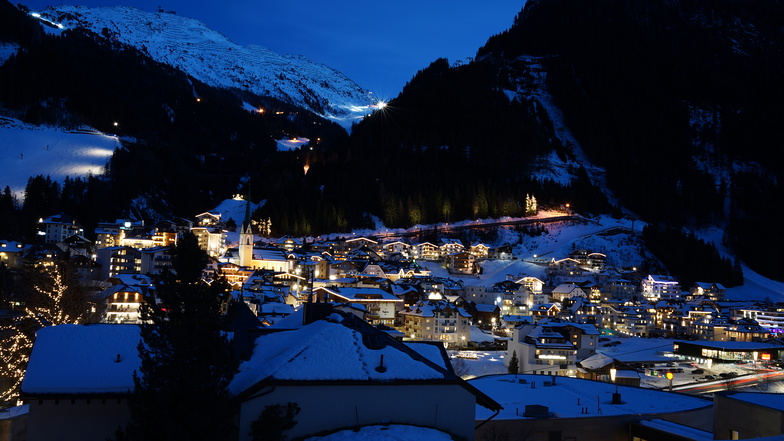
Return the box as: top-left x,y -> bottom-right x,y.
691,369 -> 704,375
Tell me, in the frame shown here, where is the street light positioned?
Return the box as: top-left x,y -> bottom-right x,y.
610,367 -> 623,404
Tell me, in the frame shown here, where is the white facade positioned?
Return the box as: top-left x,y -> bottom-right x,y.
641,274 -> 681,300
507,324 -> 578,376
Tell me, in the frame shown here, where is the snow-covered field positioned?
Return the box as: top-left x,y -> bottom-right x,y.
0,117 -> 119,197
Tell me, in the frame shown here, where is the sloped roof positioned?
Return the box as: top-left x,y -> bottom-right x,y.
579,353 -> 614,370
230,314 -> 501,410
21,324 -> 141,396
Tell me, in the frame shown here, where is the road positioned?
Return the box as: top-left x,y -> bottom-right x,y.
672,370 -> 784,394
369,214 -> 590,240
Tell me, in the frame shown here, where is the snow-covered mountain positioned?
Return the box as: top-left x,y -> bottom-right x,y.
33,5 -> 376,128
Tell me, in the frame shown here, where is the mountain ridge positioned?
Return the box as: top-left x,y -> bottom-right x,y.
34,4 -> 375,129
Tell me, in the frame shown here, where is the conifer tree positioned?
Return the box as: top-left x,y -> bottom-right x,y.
126,232 -> 235,441
508,350 -> 520,374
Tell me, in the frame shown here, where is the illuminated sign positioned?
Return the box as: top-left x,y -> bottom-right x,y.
538,354 -> 566,360
762,353 -> 771,360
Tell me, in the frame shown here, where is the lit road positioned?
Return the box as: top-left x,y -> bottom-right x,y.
672,370 -> 784,394
369,214 -> 585,239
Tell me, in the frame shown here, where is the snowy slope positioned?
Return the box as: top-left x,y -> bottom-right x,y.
0,116 -> 118,197
33,5 -> 376,129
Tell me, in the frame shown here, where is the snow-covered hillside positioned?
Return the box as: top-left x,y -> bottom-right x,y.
33,5 -> 376,129
333,212 -> 784,302
0,116 -> 118,196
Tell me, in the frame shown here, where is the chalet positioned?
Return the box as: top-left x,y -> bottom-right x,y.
531,303 -> 560,318
399,299 -> 472,347
379,240 -> 410,258
689,317 -> 769,342
513,275 -> 544,294
545,257 -> 584,283
149,219 -> 187,248
488,280 -> 531,316
577,353 -> 641,387
568,249 -> 607,270
438,238 -> 465,257
0,240 -> 26,268
469,242 -> 490,258
444,251 -> 477,275
21,324 -> 141,441
536,319 -> 600,360
230,314 -> 501,441
641,274 -> 681,301
411,242 -> 439,260
601,277 -> 638,301
550,283 -> 587,302
95,246 -> 141,279
37,213 -> 83,244
689,282 -> 727,301
99,284 -> 148,324
345,245 -> 383,262
313,286 -> 402,326
342,236 -> 378,252
190,225 -> 227,257
601,303 -> 654,337
60,234 -> 93,258
139,246 -> 173,275
506,323 -> 578,376
490,245 -> 514,260
218,262 -> 255,288
194,211 -> 222,228
119,235 -> 155,249
468,303 -> 501,330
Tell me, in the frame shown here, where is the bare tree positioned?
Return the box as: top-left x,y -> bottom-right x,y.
451,356 -> 471,378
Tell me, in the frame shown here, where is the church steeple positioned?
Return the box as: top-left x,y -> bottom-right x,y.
239,192 -> 253,268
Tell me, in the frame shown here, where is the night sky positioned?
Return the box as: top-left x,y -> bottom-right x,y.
19,0 -> 525,97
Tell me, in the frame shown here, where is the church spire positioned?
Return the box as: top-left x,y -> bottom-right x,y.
239,190 -> 253,268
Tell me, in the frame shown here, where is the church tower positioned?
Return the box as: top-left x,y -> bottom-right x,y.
239,197 -> 253,268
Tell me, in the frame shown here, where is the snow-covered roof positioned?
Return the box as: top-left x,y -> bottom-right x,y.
404,342 -> 451,370
471,374 -> 710,420
107,273 -> 153,286
552,283 -> 581,294
307,424 -> 454,441
230,316 -> 452,395
637,419 -> 713,441
251,248 -> 288,261
726,392 -> 784,411
399,301 -> 472,318
259,303 -> 294,315
475,304 -> 499,313
318,286 -> 401,302
537,320 -> 600,335
579,353 -> 614,370
22,324 -> 140,396
470,326 -> 497,343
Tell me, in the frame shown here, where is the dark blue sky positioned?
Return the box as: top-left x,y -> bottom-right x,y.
20,0 -> 525,97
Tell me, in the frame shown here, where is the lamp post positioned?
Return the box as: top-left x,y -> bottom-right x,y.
610,367 -> 622,404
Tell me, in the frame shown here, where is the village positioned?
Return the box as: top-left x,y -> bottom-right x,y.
2,199 -> 784,440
